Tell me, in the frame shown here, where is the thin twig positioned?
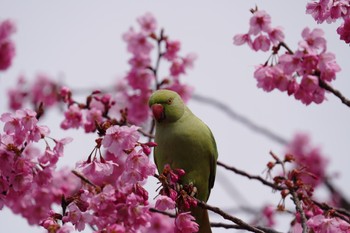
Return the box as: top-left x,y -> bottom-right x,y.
153,29 -> 164,90
149,207 -> 176,218
210,222 -> 283,233
319,78 -> 350,108
71,170 -> 98,188
277,41 -> 294,54
197,200 -> 265,233
290,190 -> 308,233
191,93 -> 288,145
313,200 -> 350,224
217,161 -> 283,191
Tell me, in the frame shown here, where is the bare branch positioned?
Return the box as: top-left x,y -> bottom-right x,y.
197,200 -> 265,233
72,170 -> 99,189
149,207 -> 176,218
211,222 -> 283,233
319,78 -> 350,108
217,160 -> 283,191
313,200 -> 350,224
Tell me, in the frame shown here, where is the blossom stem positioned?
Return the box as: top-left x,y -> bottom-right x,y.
153,28 -> 164,90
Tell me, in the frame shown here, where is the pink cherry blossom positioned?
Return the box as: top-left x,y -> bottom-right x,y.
31,74 -> 59,107
143,213 -> 175,233
329,0 -> 350,20
262,205 -> 276,227
128,53 -> 151,69
137,12 -> 157,34
123,28 -> 154,56
337,17 -> 350,43
75,159 -> 119,187
268,27 -> 285,45
121,150 -> 155,184
0,19 -> 16,71
233,33 -> 252,46
0,40 -> 15,71
40,216 -> 60,232
300,75 -> 319,93
318,52 -> 341,81
175,212 -> 199,233
234,9 -> 284,53
164,40 -> 181,61
307,214 -> 350,233
0,19 -> 16,42
102,125 -> 140,156
127,93 -> 152,125
170,58 -> 187,77
306,0 -> 330,23
60,105 -> 83,130
253,66 -> 276,92
249,10 -> 272,35
278,52 -> 303,75
155,195 -> 176,211
7,88 -> 26,110
252,34 -> 271,52
126,69 -> 153,90
299,27 -> 326,53
287,133 -> 328,188
62,203 -> 93,231
83,108 -> 103,133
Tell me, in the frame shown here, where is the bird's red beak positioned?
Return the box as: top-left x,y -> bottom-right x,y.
151,104 -> 165,122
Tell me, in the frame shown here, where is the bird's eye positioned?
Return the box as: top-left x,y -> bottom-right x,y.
167,98 -> 173,104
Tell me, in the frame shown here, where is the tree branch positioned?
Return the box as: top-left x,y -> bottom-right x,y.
319,79 -> 350,108
197,200 -> 265,233
217,160 -> 283,191
210,222 -> 283,233
149,207 -> 176,218
313,200 -> 350,224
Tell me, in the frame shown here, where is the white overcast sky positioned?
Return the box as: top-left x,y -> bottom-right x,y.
1,1 -> 350,232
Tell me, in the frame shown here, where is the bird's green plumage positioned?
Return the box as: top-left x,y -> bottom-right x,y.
149,90 -> 218,233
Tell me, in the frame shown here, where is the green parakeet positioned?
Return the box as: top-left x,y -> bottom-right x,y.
149,90 -> 218,233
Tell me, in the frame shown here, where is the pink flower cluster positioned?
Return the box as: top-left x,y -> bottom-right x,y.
234,8 -> 341,105
306,0 -> 350,44
8,74 -> 60,111
0,19 -> 16,71
307,214 -> 350,232
286,133 -> 328,188
47,125 -> 159,232
233,9 -> 285,52
120,12 -> 195,125
291,205 -> 350,232
0,109 -> 79,225
291,207 -> 350,232
155,164 -> 199,233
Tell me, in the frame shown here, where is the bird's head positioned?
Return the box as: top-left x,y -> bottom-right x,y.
149,90 -> 185,123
